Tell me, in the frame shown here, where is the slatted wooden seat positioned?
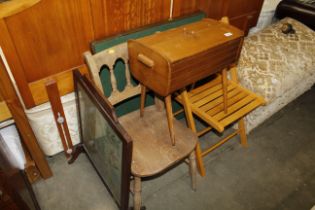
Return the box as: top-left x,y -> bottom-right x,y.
84,43 -> 198,210
176,70 -> 265,177
178,75 -> 265,133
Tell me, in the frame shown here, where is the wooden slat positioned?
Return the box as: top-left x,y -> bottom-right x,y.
188,75 -> 221,95
0,101 -> 12,122
190,83 -> 223,103
230,80 -> 266,104
206,90 -> 248,116
193,82 -> 236,107
191,104 -> 224,132
220,100 -> 262,127
214,95 -> 255,120
29,65 -> 88,105
200,87 -> 241,112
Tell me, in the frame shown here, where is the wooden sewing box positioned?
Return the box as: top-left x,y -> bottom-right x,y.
128,18 -> 244,96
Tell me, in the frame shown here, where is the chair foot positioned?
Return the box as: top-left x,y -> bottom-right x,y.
189,152 -> 197,191
195,143 -> 206,177
68,144 -> 84,164
130,206 -> 146,210
134,176 -> 142,210
238,118 -> 248,147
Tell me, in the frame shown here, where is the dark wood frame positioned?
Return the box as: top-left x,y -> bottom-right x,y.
0,132 -> 41,210
71,70 -> 132,210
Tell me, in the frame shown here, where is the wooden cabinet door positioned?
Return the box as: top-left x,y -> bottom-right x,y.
204,0 -> 264,34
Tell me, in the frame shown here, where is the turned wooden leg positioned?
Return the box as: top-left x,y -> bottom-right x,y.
140,85 -> 146,117
165,95 -> 175,145
189,152 -> 197,191
238,118 -> 248,147
181,90 -> 196,132
154,96 -> 164,112
134,176 -> 142,210
222,68 -> 228,114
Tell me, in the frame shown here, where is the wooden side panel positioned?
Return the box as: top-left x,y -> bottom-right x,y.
200,0 -> 225,19
199,0 -> 264,34
170,39 -> 242,93
5,0 -> 94,82
0,19 -> 35,107
173,0 -> 199,17
225,0 -> 263,18
91,0 -> 171,39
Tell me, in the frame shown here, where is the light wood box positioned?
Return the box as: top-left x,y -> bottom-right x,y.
128,18 -> 244,96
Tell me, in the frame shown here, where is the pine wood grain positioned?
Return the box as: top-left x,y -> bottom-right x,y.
91,0 -> 171,39
0,19 -> 35,107
173,0 -> 199,17
5,0 -> 94,83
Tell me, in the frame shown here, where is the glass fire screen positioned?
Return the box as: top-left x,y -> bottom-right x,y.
74,71 -> 132,210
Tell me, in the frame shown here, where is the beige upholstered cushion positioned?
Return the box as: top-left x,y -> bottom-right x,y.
238,18 -> 315,104
237,18 -> 315,132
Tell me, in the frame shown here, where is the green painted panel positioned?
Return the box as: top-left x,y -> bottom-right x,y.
92,12 -> 205,117
92,12 -> 205,54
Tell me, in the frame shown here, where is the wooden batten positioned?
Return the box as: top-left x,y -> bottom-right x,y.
29,65 -> 88,105
0,0 -> 40,19
0,101 -> 12,122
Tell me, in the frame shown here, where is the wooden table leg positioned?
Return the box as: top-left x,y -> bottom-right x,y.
222,68 -> 228,114
140,84 -> 146,117
189,151 -> 197,191
165,95 -> 175,145
134,176 -> 142,210
181,90 -> 206,177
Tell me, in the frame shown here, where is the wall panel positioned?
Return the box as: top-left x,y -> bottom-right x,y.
1,0 -> 201,108
173,0 -> 199,17
5,0 -> 94,82
91,0 -> 171,40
